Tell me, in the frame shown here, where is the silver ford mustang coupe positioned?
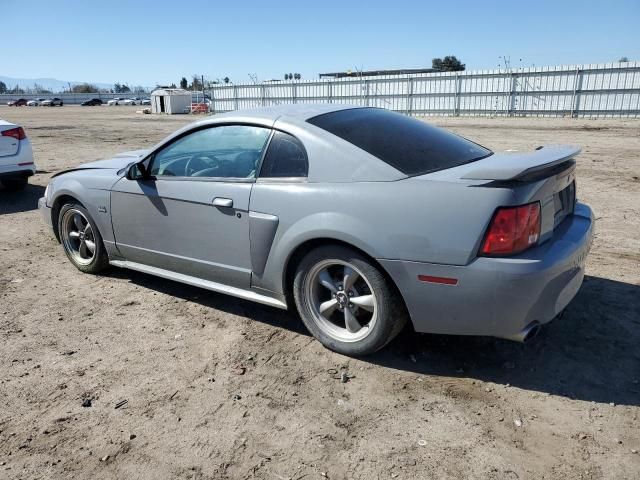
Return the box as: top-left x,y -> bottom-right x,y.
39,105 -> 594,355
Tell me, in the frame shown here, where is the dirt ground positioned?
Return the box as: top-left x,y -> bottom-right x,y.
0,106 -> 639,480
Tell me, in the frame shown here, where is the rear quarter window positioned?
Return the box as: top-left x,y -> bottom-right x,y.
260,131 -> 308,178
307,108 -> 492,176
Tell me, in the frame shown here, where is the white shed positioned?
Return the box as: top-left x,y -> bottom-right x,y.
150,88 -> 191,114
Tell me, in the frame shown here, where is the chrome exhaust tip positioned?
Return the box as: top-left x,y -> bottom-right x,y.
502,322 -> 541,343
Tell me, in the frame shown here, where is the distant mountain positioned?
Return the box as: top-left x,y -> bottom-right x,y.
0,76 -> 121,92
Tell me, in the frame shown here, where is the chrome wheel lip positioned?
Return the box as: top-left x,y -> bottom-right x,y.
60,209 -> 96,266
304,259 -> 377,343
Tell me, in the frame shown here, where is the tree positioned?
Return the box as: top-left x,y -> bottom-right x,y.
432,55 -> 466,72
180,77 -> 188,89
113,83 -> 131,93
618,56 -> 629,62
0,81 -> 8,94
71,83 -> 99,93
223,77 -> 230,84
190,75 -> 203,91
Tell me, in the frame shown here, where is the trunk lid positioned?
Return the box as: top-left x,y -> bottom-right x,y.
0,120 -> 20,158
460,145 -> 581,181
465,145 -> 579,244
422,144 -> 580,248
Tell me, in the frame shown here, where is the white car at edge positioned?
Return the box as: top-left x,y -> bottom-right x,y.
0,120 -> 36,191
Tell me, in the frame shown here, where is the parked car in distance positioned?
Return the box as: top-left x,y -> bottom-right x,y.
107,98 -> 124,106
7,99 -> 28,107
39,105 -> 594,356
122,98 -> 138,105
0,119 -> 36,191
141,98 -> 151,105
41,98 -> 63,106
81,98 -> 103,106
27,98 -> 47,106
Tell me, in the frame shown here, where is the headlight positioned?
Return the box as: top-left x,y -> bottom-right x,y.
44,182 -> 52,206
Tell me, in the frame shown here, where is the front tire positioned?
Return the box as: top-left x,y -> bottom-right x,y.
58,203 -> 109,274
293,245 -> 407,356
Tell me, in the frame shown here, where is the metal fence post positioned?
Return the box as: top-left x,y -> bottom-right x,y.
454,73 -> 462,116
364,80 -> 370,107
508,72 -> 518,116
570,68 -> 583,118
292,82 -> 297,104
327,81 -> 333,104
233,85 -> 239,111
406,77 -> 414,115
261,84 -> 266,106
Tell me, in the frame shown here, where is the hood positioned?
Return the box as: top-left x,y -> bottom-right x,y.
77,149 -> 149,169
53,149 -> 149,177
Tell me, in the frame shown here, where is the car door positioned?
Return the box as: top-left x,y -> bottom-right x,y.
110,124 -> 272,289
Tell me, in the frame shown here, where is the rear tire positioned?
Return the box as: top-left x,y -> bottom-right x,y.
58,203 -> 109,274
1,177 -> 28,191
293,245 -> 407,356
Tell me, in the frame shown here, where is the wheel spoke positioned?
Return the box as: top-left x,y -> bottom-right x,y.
344,307 -> 363,333
73,213 -> 85,231
68,231 -> 80,239
79,241 -> 89,259
343,266 -> 359,291
84,239 -> 96,254
350,294 -> 375,312
319,298 -> 339,317
318,269 -> 338,294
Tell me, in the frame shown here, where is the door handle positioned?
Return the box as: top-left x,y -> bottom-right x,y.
212,197 -> 233,208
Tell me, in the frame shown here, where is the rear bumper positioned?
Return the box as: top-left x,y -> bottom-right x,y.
0,165 -> 36,178
379,203 -> 594,340
0,139 -> 36,177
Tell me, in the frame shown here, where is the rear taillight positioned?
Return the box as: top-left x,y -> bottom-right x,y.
480,202 -> 541,256
1,127 -> 26,140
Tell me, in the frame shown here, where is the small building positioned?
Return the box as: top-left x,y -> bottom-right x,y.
150,88 -> 191,114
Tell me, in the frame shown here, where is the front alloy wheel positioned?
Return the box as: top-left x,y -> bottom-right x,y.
58,203 -> 109,273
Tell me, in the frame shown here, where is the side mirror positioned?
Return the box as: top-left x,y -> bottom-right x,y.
126,162 -> 146,180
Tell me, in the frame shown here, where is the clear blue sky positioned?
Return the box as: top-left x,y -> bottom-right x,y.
3,0 -> 638,86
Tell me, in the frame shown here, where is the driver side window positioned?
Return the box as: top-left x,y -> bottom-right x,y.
150,125 -> 271,179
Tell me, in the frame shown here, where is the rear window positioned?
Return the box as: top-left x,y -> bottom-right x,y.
307,108 -> 492,176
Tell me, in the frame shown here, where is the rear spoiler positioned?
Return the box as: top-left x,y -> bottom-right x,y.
461,145 -> 581,181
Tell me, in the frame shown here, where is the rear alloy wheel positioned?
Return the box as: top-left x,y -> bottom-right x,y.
293,245 -> 407,356
58,203 -> 109,273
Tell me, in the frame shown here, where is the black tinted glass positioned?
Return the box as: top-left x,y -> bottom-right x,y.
307,108 -> 492,176
260,131 -> 308,178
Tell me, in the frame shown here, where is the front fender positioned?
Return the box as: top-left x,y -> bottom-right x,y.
49,173 -> 119,246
